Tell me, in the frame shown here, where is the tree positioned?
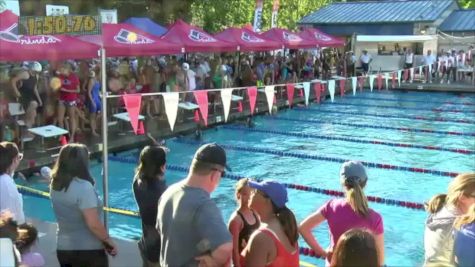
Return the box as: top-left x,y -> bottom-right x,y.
459,0 -> 475,8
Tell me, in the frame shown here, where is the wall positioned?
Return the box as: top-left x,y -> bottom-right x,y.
309,23 -> 414,37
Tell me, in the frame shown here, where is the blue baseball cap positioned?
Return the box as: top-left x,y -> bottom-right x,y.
248,179 -> 288,208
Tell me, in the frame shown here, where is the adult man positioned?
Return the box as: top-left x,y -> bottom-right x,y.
404,48 -> 414,82
156,143 -> 232,266
423,50 -> 436,83
346,51 -> 357,77
359,50 -> 372,75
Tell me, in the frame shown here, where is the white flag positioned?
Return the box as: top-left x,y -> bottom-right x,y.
264,85 -> 275,114
303,82 -> 310,106
351,77 -> 357,95
162,92 -> 179,131
410,68 -> 414,81
369,75 -> 375,92
328,80 -> 335,102
384,73 -> 389,89
397,70 -> 402,86
220,89 -> 233,122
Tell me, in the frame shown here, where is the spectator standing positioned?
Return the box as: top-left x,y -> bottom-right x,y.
156,143 -> 232,267
86,68 -> 101,137
330,228 -> 379,267
346,51 -> 357,77
359,50 -> 372,76
454,203 -> 475,267
447,51 -> 456,84
50,144 -> 117,267
133,145 -> 168,267
57,63 -> 80,142
404,48 -> 414,82
423,50 -> 436,83
299,161 -> 384,266
0,142 -> 25,224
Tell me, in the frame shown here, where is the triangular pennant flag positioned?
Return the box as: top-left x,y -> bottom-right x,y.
193,90 -> 209,126
369,75 -> 375,91
410,68 -> 414,81
123,94 -> 142,134
314,82 -> 321,104
377,74 -> 383,91
403,69 -> 409,81
339,79 -> 345,97
384,73 -> 389,89
137,121 -> 145,135
286,84 -> 295,107
247,86 -> 257,115
220,89 -> 233,122
162,92 -> 179,131
298,87 -> 304,97
60,135 -> 68,146
392,72 -> 396,89
194,110 -> 200,123
303,82 -> 310,106
351,77 -> 357,95
264,85 -> 275,114
328,80 -> 335,102
397,70 -> 402,86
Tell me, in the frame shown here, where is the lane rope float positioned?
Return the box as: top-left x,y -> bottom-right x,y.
347,96 -> 475,106
317,102 -> 475,114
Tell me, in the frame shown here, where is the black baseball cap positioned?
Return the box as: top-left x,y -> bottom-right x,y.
194,143 -> 231,171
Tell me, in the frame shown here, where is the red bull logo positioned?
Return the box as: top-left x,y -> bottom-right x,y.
282,32 -> 302,42
188,29 -> 216,42
241,32 -> 264,43
114,29 -> 154,44
0,23 -> 60,44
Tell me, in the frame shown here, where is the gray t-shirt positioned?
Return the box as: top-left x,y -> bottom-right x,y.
50,178 -> 103,250
156,182 -> 231,267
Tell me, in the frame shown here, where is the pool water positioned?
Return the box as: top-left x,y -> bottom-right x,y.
22,90 -> 475,266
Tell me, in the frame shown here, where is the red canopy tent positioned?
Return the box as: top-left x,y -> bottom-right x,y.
214,27 -> 282,52
261,28 -> 317,49
79,23 -> 181,57
161,19 -> 235,53
0,11 -> 100,61
299,28 -> 345,47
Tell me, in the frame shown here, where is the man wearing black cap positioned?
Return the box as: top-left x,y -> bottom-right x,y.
156,143 -> 232,266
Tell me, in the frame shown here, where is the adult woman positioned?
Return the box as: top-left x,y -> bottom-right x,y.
86,68 -> 101,137
330,228 -> 379,267
228,178 -> 260,267
133,145 -> 168,267
0,142 -> 25,224
454,203 -> 475,267
57,63 -> 80,142
299,161 -> 384,266
50,144 -> 117,267
241,179 -> 299,267
424,173 -> 475,267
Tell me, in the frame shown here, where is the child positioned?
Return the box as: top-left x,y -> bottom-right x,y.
228,178 -> 260,267
16,223 -> 45,267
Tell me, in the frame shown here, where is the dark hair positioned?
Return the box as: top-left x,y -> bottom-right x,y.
16,223 -> 38,253
50,144 -> 94,192
0,142 -> 19,174
330,228 -> 378,267
271,202 -> 299,246
135,145 -> 166,184
0,213 -> 18,241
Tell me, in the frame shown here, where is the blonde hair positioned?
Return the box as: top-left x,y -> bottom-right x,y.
235,178 -> 249,195
344,179 -> 369,217
426,173 -> 475,214
455,204 -> 475,230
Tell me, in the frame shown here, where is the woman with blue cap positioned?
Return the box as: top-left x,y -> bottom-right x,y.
240,179 -> 299,267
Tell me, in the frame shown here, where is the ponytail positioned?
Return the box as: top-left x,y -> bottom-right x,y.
274,205 -> 299,246
425,194 -> 447,214
346,182 -> 369,217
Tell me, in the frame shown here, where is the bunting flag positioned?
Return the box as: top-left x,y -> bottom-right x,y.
286,84 -> 295,107
303,82 -> 310,106
403,69 -> 409,81
137,121 -> 145,135
162,92 -> 179,131
298,87 -> 304,97
369,75 -> 375,91
60,135 -> 68,146
358,76 -> 364,92
397,70 -> 402,86
351,77 -> 357,95
377,74 -> 383,91
328,80 -> 335,102
247,86 -> 257,115
220,89 -> 233,122
339,79 -> 345,97
392,72 -> 396,89
194,90 -> 209,126
123,94 -> 142,134
264,85 -> 275,114
194,110 -> 200,123
314,82 -> 321,104
410,68 -> 414,81
384,73 -> 389,89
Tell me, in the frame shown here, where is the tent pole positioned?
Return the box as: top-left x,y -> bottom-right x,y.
100,47 -> 109,231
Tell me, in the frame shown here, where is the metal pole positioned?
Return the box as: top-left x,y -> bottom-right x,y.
100,47 -> 109,230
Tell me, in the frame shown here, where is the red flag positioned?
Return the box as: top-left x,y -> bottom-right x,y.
314,82 -> 321,104
403,69 -> 409,81
339,79 -> 345,97
137,121 -> 145,135
123,94 -> 142,134
237,101 -> 243,112
286,84 -> 295,107
194,110 -> 200,123
247,86 -> 257,115
193,90 -> 209,126
60,135 -> 68,146
377,74 -> 383,91
392,72 -> 396,89
298,88 -> 304,97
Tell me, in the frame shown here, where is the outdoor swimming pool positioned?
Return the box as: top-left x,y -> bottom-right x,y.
22,90 -> 475,266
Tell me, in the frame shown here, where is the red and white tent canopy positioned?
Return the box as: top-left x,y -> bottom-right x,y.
299,28 -> 345,47
214,27 -> 282,52
161,19 -> 235,53
79,23 -> 181,57
261,28 -> 317,49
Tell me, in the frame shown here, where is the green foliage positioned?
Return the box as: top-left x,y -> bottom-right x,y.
459,0 -> 475,8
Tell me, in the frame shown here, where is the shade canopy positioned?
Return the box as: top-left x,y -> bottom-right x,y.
299,28 -> 345,47
79,23 -> 181,57
261,28 -> 317,49
161,19 -> 235,53
123,17 -> 168,36
214,27 -> 282,52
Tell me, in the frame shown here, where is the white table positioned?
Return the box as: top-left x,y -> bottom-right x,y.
28,125 -> 68,151
113,112 -> 145,122
231,95 -> 243,101
178,102 -> 199,110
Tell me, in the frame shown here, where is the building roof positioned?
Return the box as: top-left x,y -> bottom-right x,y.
439,9 -> 475,32
299,0 -> 454,25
